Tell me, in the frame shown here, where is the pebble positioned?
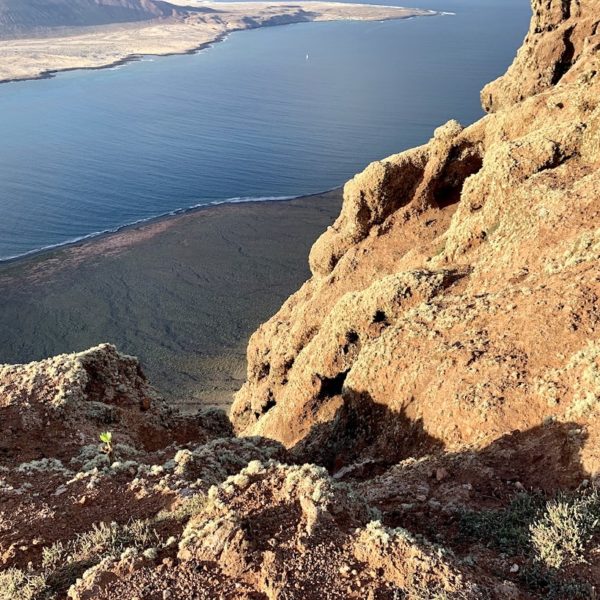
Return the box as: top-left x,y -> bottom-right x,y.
435,467 -> 449,482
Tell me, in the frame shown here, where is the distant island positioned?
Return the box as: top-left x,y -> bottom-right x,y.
0,0 -> 437,84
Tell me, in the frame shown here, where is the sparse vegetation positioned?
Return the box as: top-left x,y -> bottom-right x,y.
459,487 -> 600,593
12,519 -> 161,599
99,431 -> 114,462
519,563 -> 593,598
459,492 -> 544,553
0,1 -> 598,595
156,492 -> 209,523
459,488 -> 600,566
41,541 -> 67,571
0,568 -> 46,600
75,520 -> 155,561
530,489 -> 600,569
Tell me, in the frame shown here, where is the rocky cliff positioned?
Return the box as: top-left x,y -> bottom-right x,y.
2,1 -> 600,598
232,0 -> 600,469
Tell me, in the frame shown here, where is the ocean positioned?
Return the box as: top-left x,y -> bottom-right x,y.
0,0 -> 530,261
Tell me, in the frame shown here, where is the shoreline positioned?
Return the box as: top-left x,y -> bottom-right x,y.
0,3 -> 440,86
0,29 -> 230,86
0,187 -> 340,269
0,188 -> 344,409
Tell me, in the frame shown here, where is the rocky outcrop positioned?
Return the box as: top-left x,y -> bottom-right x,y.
174,461 -> 487,599
0,345 -> 507,599
0,344 -> 187,462
231,0 -> 600,479
482,0 -> 600,111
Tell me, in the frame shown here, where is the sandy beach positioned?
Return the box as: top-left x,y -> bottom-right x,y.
0,2 -> 435,84
0,190 -> 342,411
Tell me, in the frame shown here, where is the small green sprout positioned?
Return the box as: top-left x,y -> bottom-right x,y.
99,431 -> 113,461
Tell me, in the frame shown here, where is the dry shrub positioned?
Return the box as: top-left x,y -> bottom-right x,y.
530,489 -> 600,569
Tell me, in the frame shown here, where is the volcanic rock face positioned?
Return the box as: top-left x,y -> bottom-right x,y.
0,344 -> 214,463
0,345 -> 498,599
231,0 -> 600,472
481,0 -> 600,111
2,1 -> 600,598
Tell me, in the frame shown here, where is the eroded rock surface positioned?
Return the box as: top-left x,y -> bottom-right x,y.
232,0 -> 600,475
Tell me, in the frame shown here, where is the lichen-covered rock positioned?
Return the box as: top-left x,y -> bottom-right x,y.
171,436 -> 284,485
175,461 -> 486,599
0,343 -> 150,410
352,521 -> 479,598
0,343 -> 230,464
482,0 -> 600,111
231,0 -> 600,476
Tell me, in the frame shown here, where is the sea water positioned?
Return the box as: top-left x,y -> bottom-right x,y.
0,0 -> 530,260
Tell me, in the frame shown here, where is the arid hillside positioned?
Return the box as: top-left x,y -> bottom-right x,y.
1,0 -> 600,598
0,2 -> 430,83
0,0 -> 175,36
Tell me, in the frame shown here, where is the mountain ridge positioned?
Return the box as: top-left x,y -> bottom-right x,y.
0,0 -> 176,36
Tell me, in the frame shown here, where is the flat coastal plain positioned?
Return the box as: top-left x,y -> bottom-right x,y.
0,190 -> 343,411
0,2 -> 435,83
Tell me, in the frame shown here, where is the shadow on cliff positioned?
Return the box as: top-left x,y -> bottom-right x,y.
366,421 -> 593,598
458,420 -> 588,493
289,388 -> 589,496
290,389 -> 445,472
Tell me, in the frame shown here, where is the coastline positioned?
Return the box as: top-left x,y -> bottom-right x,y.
0,30 -> 230,86
0,3 -> 440,86
0,188 -> 338,267
0,188 -> 343,411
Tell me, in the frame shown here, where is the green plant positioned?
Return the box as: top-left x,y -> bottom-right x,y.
459,492 -> 544,554
99,431 -> 113,462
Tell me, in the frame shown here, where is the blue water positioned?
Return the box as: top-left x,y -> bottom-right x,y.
0,0 -> 530,261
